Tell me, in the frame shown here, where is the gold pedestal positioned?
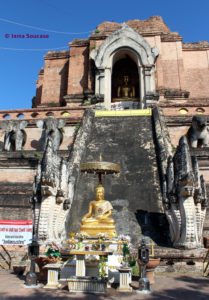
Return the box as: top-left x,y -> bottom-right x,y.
80,224 -> 116,238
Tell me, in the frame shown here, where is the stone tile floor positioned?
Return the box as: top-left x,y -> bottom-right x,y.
0,270 -> 208,300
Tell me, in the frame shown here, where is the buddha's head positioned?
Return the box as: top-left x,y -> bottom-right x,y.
95,184 -> 105,201
124,75 -> 129,85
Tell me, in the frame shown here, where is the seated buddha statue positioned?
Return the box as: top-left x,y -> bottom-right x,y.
117,75 -> 135,99
80,184 -> 116,238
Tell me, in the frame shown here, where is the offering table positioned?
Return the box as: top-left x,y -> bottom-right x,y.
69,250 -> 113,277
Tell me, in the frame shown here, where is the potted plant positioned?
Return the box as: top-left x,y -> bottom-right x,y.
35,240 -> 62,282
44,241 -> 61,259
98,256 -> 108,281
118,235 -> 131,267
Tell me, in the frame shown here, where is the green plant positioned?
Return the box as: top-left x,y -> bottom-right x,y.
98,256 -> 107,280
122,243 -> 130,257
129,258 -> 136,267
131,263 -> 140,276
94,29 -> 100,34
45,248 -> 61,258
44,241 -> 61,258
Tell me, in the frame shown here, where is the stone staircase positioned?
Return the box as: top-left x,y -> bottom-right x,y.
68,114 -> 166,244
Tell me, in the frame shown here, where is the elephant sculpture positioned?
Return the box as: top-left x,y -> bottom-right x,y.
1,120 -> 28,151
187,115 -> 209,148
36,118 -> 65,151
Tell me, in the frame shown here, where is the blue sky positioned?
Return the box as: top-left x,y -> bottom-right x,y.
0,0 -> 209,110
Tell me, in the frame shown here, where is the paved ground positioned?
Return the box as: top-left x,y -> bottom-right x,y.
0,270 -> 208,300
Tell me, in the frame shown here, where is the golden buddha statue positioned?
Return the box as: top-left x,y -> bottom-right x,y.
117,75 -> 135,99
80,184 -> 116,238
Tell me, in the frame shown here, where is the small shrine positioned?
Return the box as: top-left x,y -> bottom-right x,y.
64,158 -> 126,292
35,158 -> 158,293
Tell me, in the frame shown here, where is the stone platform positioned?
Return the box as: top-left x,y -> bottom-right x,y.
155,247 -> 208,273
0,270 -> 209,299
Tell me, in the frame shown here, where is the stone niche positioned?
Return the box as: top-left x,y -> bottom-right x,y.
90,24 -> 159,109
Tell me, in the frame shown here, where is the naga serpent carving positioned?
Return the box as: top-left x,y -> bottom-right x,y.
31,110 -> 95,243
31,139 -> 70,242
165,137 -> 207,249
153,107 -> 208,249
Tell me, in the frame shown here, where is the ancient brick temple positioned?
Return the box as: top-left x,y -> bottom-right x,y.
0,16 -> 209,261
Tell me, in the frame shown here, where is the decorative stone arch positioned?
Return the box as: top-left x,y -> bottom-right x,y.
90,24 -> 159,108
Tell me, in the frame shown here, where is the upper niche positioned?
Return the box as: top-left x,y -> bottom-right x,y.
112,55 -> 139,101
90,24 -> 159,108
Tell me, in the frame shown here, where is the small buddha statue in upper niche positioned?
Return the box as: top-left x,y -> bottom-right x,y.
117,75 -> 135,99
80,184 -> 116,238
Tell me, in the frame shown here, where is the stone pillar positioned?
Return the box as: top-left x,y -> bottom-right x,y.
139,66 -> 145,109
104,67 -> 112,110
67,42 -> 89,96
117,268 -> 132,292
144,65 -> 153,93
95,68 -> 104,95
75,255 -> 86,277
44,263 -> 63,289
40,52 -> 69,107
144,65 -> 157,108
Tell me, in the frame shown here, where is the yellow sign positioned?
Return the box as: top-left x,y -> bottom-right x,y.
95,109 -> 152,117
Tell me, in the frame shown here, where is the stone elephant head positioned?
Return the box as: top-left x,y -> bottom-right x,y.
36,118 -> 65,151
187,115 -> 209,148
1,120 -> 28,151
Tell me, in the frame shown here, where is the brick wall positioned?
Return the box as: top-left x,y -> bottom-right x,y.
167,126 -> 188,147
34,17 -> 209,107
67,44 -> 89,95
182,50 -> 209,97
35,69 -> 44,106
95,16 -> 170,36
0,169 -> 35,183
41,52 -> 69,106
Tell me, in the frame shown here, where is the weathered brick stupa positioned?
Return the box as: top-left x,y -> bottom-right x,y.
0,16 -> 209,267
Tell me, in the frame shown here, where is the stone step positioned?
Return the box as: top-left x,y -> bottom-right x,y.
68,115 -> 164,244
